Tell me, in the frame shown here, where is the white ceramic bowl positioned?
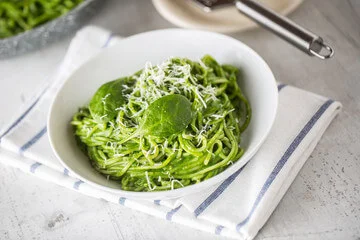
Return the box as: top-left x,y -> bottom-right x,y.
48,29 -> 278,200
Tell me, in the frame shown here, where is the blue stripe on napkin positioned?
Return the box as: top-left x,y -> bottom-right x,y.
277,84 -> 287,91
119,197 -> 126,205
73,180 -> 84,190
63,168 -> 69,176
166,205 -> 182,221
19,126 -> 47,153
30,162 -> 42,173
194,164 -> 247,217
215,225 -> 224,235
236,99 -> 334,231
0,87 -> 48,142
102,32 -> 114,48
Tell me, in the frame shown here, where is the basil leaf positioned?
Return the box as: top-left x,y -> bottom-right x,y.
141,94 -> 193,138
89,77 -> 132,123
120,94 -> 193,143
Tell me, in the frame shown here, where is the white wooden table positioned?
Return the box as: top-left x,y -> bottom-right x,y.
1,0 -> 359,239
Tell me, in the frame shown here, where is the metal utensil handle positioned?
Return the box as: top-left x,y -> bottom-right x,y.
235,0 -> 334,59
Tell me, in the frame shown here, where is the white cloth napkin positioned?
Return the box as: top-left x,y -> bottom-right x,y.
0,26 -> 342,240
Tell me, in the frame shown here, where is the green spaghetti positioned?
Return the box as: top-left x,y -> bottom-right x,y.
0,0 -> 84,39
71,55 -> 251,192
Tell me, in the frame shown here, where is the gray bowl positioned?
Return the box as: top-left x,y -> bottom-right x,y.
0,0 -> 102,58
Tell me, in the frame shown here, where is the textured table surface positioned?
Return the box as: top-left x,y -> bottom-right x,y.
0,0 -> 359,239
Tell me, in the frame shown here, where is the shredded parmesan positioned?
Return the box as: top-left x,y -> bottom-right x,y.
145,171 -> 156,191
101,93 -> 111,105
171,179 -> 184,190
99,114 -> 107,121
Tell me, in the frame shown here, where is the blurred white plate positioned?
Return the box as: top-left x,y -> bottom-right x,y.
48,29 -> 278,200
153,0 -> 303,33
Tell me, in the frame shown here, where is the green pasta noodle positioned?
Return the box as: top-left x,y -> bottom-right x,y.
71,55 -> 251,192
0,0 -> 84,39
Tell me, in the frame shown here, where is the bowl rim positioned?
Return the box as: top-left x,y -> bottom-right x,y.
48,28 -> 278,199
